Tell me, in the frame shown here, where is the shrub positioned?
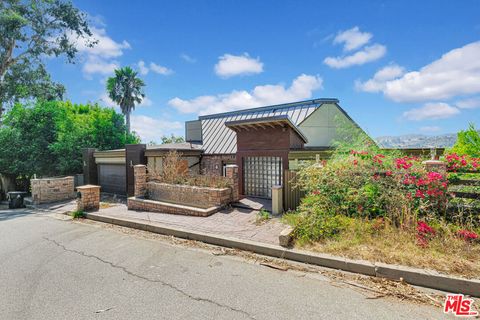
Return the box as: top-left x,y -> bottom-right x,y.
297,150 -> 448,225
71,210 -> 85,219
445,153 -> 479,172
449,123 -> 480,158
148,150 -> 231,189
255,209 -> 271,224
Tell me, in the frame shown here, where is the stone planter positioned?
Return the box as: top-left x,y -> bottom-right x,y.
146,181 -> 231,209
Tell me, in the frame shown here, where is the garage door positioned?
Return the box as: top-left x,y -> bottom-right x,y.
243,156 -> 283,198
98,164 -> 126,195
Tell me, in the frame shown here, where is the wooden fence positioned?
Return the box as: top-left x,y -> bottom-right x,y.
283,170 -> 305,211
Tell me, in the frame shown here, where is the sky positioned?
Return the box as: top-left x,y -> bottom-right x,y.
46,0 -> 480,143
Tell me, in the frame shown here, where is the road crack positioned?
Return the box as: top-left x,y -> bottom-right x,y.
43,237 -> 255,319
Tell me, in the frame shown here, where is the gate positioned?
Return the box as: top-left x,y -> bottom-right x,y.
283,170 -> 306,211
243,156 -> 283,198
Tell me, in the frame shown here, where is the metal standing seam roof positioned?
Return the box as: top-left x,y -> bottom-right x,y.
199,99 -> 338,154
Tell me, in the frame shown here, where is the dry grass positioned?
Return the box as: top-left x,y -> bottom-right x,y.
301,224 -> 480,279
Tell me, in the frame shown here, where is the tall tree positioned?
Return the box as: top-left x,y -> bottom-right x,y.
106,67 -> 145,134
0,101 -> 140,181
0,0 -> 94,120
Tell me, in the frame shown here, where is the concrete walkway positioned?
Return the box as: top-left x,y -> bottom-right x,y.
98,203 -> 286,245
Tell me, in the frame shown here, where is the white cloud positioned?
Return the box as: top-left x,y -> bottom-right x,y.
83,57 -> 119,77
324,44 -> 386,69
214,53 -> 264,78
355,64 -> 405,92
169,74 -> 322,115
150,62 -> 173,75
137,60 -> 149,75
138,96 -> 153,107
180,53 -> 196,63
131,115 -> 183,142
419,126 -> 441,133
71,26 -> 130,78
75,27 -> 130,59
377,41 -> 480,102
135,61 -> 173,76
333,26 -> 372,52
99,93 -> 116,108
456,97 -> 480,109
403,102 -> 460,121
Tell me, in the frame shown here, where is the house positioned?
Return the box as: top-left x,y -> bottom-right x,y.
83,98 -> 367,199
184,98 -> 365,198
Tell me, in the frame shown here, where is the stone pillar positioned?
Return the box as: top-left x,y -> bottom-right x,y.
133,164 -> 147,197
272,185 -> 283,215
423,160 -> 447,176
76,185 -> 101,212
225,164 -> 239,202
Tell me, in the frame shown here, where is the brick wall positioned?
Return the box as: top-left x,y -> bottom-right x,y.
201,155 -> 236,176
147,182 -> 231,208
31,176 -> 75,204
76,185 -> 101,212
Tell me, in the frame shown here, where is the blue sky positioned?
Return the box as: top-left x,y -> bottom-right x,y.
47,0 -> 480,142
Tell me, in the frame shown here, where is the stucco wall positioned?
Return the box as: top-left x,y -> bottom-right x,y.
299,103 -> 355,147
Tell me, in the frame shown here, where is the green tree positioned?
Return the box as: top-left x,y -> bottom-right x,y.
106,67 -> 145,134
161,134 -> 185,144
0,101 -> 139,184
0,0 -> 94,120
450,123 -> 480,157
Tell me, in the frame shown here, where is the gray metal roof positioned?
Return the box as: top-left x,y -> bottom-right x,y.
146,142 -> 203,151
200,99 -> 337,154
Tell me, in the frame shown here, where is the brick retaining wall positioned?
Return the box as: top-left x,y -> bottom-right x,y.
147,182 -> 231,208
31,176 -> 75,204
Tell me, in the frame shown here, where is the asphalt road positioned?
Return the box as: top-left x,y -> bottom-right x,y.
0,209 -> 449,320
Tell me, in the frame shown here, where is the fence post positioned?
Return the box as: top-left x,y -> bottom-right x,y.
272,185 -> 283,215
225,164 -> 239,202
133,164 -> 147,197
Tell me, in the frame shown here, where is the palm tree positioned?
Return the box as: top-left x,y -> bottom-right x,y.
106,67 -> 145,134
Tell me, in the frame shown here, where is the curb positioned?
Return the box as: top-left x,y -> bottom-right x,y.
84,212 -> 480,297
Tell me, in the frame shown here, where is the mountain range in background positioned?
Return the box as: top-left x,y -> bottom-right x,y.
375,133 -> 457,149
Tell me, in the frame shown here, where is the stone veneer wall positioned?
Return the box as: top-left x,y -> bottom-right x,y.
76,185 -> 101,212
31,176 -> 75,204
147,182 -> 231,208
133,165 -> 147,197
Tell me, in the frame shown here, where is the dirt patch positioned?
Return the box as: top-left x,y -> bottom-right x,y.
301,226 -> 480,280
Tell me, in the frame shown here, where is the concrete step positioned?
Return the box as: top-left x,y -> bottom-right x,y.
232,197 -> 271,212
128,197 -> 221,217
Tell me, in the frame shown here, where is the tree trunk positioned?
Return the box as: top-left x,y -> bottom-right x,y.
126,111 -> 131,134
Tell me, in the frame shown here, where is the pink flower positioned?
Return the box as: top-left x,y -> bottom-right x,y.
457,229 -> 478,241
417,221 -> 435,235
385,170 -> 392,176
415,189 -> 425,198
